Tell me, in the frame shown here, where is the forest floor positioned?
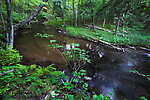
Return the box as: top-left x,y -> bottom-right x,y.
47,19 -> 150,51
66,26 -> 150,49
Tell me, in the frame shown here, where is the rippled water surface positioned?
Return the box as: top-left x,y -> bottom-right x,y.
15,23 -> 150,100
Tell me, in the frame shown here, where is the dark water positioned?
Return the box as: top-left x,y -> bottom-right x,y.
15,23 -> 150,100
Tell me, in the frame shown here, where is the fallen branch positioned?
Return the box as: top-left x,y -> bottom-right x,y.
139,47 -> 150,52
84,24 -> 112,33
85,34 -> 126,52
84,24 -> 125,37
14,0 -> 48,31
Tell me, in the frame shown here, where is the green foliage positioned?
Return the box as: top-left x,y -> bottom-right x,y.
93,94 -> 111,100
36,11 -> 48,19
130,70 -> 150,80
66,26 -> 150,48
55,69 -> 110,100
12,11 -> 28,24
0,47 -> 22,66
54,69 -> 91,100
140,96 -> 148,100
47,18 -> 71,27
0,34 -> 5,47
63,43 -> 90,71
0,64 -> 64,99
34,33 -> 53,39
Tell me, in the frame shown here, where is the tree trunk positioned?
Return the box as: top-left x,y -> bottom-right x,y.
0,0 -> 5,31
115,16 -> 121,34
102,0 -> 106,27
103,18 -> 106,27
122,23 -> 125,33
5,0 -> 14,48
75,0 -> 78,27
23,1 -> 25,19
72,0 -> 75,26
14,0 -> 48,31
83,13 -> 85,25
91,9 -> 94,30
61,14 -> 66,27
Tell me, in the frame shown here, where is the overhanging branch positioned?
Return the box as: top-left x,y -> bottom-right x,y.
14,0 -> 48,31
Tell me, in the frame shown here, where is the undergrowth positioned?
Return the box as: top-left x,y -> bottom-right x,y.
66,26 -> 150,48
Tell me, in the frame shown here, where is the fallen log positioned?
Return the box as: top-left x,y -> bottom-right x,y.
84,24 -> 112,33
84,34 -> 126,52
139,47 -> 150,52
14,0 -> 48,31
84,24 -> 125,37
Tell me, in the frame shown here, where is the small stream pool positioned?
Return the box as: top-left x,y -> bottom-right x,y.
15,23 -> 150,100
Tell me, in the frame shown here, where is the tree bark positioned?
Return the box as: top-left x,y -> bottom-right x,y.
23,1 -> 25,19
0,0 -> 5,31
75,0 -> 78,27
83,13 -> 85,25
91,9 -> 94,30
5,0 -> 14,48
14,0 -> 48,31
103,18 -> 106,27
72,0 -> 75,26
115,16 -> 121,34
61,14 -> 66,27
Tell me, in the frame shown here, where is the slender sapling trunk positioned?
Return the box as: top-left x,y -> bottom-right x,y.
5,0 -> 14,48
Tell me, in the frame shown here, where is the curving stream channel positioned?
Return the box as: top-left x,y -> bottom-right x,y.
15,23 -> 150,100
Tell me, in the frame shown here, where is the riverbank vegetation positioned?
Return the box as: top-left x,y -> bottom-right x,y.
0,0 -> 150,99
66,26 -> 150,48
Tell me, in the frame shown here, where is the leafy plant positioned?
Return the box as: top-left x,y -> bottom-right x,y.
93,94 -> 111,100
0,47 -> 22,66
34,33 -> 53,39
140,96 -> 148,100
130,70 -> 150,80
0,64 -> 64,99
63,43 -> 90,71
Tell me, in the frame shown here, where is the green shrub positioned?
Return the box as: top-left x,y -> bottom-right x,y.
0,47 -> 22,66
0,64 -> 64,99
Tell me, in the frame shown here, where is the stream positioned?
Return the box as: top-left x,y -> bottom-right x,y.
15,23 -> 150,100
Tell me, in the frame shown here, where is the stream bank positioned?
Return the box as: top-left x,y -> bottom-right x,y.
62,26 -> 150,52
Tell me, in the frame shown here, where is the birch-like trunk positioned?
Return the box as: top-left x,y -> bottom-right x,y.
102,0 -> 106,27
5,0 -> 14,48
75,0 -> 78,27
103,18 -> 106,27
115,16 -> 121,34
